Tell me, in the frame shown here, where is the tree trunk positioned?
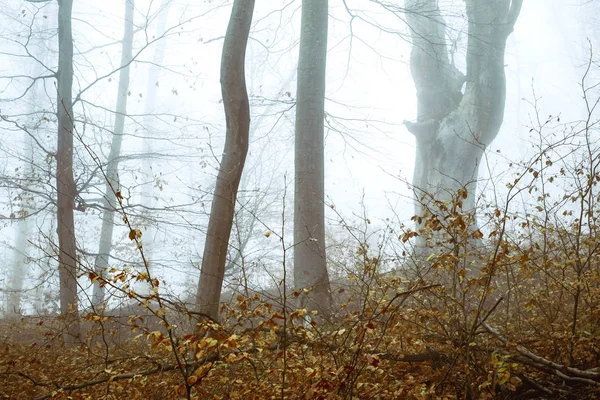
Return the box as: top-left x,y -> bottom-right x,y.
405,0 -> 522,247
8,208 -> 30,317
8,135 -> 35,316
92,0 -> 135,307
294,0 -> 331,317
56,0 -> 80,344
195,0 -> 254,321
7,11 -> 50,317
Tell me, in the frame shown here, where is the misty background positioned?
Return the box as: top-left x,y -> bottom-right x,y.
0,0 -> 597,314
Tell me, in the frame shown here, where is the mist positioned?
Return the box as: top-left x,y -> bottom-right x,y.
1,0 -> 599,398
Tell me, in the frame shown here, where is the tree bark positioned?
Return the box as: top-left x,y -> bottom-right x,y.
56,0 -> 80,344
294,0 -> 331,317
196,0 -> 254,321
92,0 -> 135,307
405,0 -> 522,246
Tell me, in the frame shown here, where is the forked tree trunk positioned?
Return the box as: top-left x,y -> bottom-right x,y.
405,0 -> 522,247
294,0 -> 331,317
196,0 -> 254,321
92,0 -> 135,307
56,0 -> 80,344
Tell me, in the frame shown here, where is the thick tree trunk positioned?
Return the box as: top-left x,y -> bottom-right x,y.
92,0 -> 135,307
405,0 -> 522,247
196,0 -> 254,321
56,0 -> 80,344
294,0 -> 331,317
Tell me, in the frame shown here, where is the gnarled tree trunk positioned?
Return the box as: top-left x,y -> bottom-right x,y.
196,0 -> 254,321
294,0 -> 331,317
405,0 -> 522,246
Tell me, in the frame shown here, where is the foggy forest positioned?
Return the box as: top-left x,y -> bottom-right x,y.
1,0 -> 600,398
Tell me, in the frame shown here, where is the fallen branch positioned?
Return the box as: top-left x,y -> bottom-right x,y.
508,354 -> 600,387
483,322 -> 600,385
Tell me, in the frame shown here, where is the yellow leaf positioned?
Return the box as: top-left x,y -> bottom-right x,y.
128,228 -> 142,240
264,230 -> 272,238
193,362 -> 213,377
226,353 -> 242,363
471,230 -> 484,239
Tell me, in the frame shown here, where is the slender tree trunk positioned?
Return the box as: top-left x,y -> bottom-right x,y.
196,0 -> 254,321
8,136 -> 35,316
293,0 -> 331,317
92,0 -> 135,307
56,0 -> 80,344
7,11 -> 50,316
7,204 -> 30,317
404,0 -> 522,247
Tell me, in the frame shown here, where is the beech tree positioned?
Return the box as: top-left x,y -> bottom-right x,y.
196,0 -> 255,321
294,0 -> 331,316
404,0 -> 522,245
56,0 -> 80,343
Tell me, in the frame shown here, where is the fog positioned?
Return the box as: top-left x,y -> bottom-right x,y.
3,0 -> 600,398
0,0 -> 597,318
